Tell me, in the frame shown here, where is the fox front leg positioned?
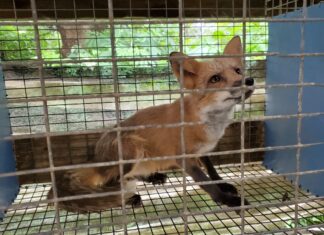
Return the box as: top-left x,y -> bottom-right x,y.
178,159 -> 248,208
200,156 -> 238,195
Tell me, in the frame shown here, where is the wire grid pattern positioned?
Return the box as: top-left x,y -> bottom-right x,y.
1,1 -> 267,135
1,163 -> 324,235
266,0 -> 320,16
0,0 -> 324,234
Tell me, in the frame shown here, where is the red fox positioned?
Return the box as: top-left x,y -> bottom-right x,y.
48,36 -> 254,212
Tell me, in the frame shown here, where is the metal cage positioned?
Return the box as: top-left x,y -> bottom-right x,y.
0,0 -> 323,234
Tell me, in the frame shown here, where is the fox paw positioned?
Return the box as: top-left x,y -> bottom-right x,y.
126,194 -> 143,207
222,195 -> 250,215
225,196 -> 250,207
218,183 -> 238,195
146,172 -> 167,185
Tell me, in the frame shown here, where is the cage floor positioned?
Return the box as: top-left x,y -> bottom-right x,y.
1,163 -> 324,235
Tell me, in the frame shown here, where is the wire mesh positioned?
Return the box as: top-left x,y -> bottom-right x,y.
1,5 -> 268,134
1,163 -> 323,234
0,0 -> 323,234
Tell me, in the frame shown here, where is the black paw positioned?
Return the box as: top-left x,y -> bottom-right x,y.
223,194 -> 250,207
225,196 -> 250,207
223,195 -> 250,215
218,183 -> 238,195
126,194 -> 142,207
146,172 -> 167,185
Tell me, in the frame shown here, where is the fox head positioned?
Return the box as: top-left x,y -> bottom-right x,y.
170,36 -> 254,112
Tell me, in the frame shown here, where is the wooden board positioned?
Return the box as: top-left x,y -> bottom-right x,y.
213,121 -> 264,165
1,0 -> 266,18
13,121 -> 264,184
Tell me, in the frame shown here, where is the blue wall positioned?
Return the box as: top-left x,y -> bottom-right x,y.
265,3 -> 324,196
0,61 -> 19,220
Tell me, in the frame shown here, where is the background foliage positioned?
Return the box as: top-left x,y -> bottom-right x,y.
0,22 -> 268,78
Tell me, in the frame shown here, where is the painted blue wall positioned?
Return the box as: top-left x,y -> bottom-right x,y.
265,3 -> 324,196
0,61 -> 19,220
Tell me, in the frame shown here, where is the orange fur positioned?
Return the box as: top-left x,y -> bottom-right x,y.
49,36 -> 254,212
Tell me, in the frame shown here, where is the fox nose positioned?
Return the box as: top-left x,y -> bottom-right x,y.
245,77 -> 254,86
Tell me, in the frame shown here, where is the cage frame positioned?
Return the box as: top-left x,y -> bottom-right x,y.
0,0 -> 324,234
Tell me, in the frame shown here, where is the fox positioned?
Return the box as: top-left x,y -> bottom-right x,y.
48,36 -> 254,212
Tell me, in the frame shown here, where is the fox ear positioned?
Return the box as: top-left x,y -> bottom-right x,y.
169,52 -> 199,89
223,36 -> 243,64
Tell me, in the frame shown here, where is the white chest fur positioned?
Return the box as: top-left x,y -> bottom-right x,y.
195,108 -> 233,154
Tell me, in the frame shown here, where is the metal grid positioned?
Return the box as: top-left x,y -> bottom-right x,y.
1,27 -> 266,134
266,0 -> 321,16
1,163 -> 324,235
1,1 -> 267,135
0,0 -> 323,235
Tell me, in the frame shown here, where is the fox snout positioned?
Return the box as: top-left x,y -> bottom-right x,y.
228,77 -> 254,103
232,77 -> 254,87
245,77 -> 254,86
244,78 -> 254,99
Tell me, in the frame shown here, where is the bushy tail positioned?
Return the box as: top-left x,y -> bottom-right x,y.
47,132 -> 147,213
47,166 -> 135,213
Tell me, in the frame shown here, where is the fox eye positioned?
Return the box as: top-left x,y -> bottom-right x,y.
209,75 -> 221,83
235,68 -> 242,75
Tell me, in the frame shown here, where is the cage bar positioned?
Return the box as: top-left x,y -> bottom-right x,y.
0,0 -> 323,234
